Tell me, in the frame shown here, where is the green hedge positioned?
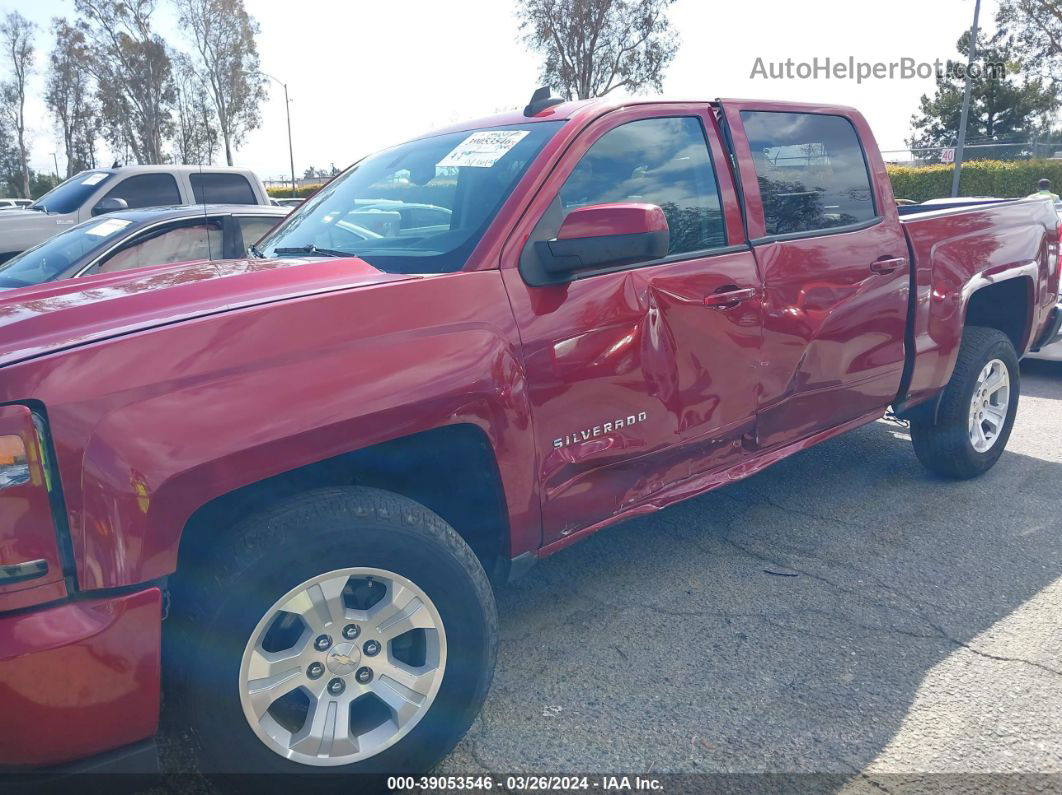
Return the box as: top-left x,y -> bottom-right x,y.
267,184 -> 323,198
265,182 -> 458,203
887,159 -> 1062,203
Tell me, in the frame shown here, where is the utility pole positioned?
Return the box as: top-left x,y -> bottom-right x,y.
951,0 -> 982,198
243,70 -> 297,198
50,152 -> 60,182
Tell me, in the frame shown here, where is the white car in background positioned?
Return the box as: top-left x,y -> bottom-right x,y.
0,198 -> 32,210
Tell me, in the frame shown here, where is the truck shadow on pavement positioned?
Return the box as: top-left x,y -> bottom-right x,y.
442,369 -> 1062,778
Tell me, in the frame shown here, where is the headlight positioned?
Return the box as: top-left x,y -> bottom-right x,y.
0,405 -> 66,602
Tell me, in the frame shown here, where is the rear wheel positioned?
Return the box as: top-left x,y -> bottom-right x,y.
910,326 -> 1020,479
166,486 -> 497,774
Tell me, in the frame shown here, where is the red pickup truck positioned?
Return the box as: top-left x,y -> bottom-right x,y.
1,94 -> 1059,774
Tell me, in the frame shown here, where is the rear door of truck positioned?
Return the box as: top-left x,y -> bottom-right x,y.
719,100 -> 911,448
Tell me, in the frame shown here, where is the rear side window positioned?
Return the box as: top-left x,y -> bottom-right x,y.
559,116 -> 726,255
102,173 -> 182,210
235,216 -> 280,251
191,173 -> 257,205
740,111 -> 876,236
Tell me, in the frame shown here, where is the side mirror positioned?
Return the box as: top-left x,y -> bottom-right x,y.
533,203 -> 669,282
92,197 -> 128,216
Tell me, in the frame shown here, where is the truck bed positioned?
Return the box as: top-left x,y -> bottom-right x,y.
899,197 -> 1059,409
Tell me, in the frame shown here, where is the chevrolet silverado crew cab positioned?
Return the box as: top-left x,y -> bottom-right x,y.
0,165 -> 271,265
0,93 -> 1058,774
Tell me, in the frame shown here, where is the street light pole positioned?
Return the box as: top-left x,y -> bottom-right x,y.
245,70 -> 297,198
279,80 -> 296,199
950,0 -> 982,198
50,152 -> 60,181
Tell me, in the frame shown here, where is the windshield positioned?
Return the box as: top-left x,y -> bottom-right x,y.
31,171 -> 114,214
0,215 -> 134,288
258,122 -> 562,273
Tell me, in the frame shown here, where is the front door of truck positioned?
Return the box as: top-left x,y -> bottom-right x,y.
502,106 -> 764,544
719,101 -> 911,448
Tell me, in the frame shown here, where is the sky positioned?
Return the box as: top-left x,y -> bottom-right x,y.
3,0 -> 1002,182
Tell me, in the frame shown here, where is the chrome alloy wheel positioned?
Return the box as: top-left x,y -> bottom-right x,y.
238,567 -> 447,766
969,358 -> 1010,453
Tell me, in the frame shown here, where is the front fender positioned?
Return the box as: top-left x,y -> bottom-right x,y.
6,271 -> 538,590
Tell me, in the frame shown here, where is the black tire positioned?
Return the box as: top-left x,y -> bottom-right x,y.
165,486 -> 497,775
910,326 -> 1020,479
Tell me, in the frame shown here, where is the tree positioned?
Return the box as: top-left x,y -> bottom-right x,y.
517,0 -> 678,100
907,30 -> 1059,163
46,18 -> 101,176
76,0 -> 175,164
0,12 -> 36,198
174,0 -> 265,166
998,0 -> 1062,82
172,53 -> 220,164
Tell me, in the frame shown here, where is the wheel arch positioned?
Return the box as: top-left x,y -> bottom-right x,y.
963,274 -> 1035,354
174,423 -> 516,587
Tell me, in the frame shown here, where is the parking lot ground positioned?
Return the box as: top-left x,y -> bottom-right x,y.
438,360 -> 1062,781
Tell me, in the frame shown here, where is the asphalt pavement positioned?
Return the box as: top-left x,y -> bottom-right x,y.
438,360 -> 1062,782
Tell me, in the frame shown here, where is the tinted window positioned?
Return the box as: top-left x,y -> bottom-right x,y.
191,173 -> 257,205
99,219 -> 223,273
740,111 -> 876,236
103,173 -> 181,210
236,216 -> 280,252
559,116 -> 726,255
30,171 -> 114,214
259,122 -> 562,274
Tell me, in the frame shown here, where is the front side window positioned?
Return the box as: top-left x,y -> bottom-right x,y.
98,219 -> 223,273
558,116 -> 726,255
192,173 -> 257,205
102,173 -> 182,210
740,111 -> 876,236
258,122 -> 563,274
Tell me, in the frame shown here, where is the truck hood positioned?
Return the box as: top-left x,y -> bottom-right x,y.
0,256 -> 418,367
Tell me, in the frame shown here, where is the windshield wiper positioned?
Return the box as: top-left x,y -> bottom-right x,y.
272,244 -> 351,258
248,243 -> 264,258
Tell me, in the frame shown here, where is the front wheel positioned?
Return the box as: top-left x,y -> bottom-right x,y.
910,326 -> 1020,479
166,486 -> 497,774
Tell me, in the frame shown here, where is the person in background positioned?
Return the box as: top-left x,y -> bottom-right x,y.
1027,178 -> 1060,201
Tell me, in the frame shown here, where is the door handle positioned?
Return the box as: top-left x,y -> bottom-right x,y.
704,287 -> 759,309
870,256 -> 906,275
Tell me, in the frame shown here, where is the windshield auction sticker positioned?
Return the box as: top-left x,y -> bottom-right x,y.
438,130 -> 530,168
86,218 -> 133,237
80,173 -> 109,186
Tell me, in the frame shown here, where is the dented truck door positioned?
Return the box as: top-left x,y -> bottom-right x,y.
502,104 -> 764,543
719,100 -> 911,448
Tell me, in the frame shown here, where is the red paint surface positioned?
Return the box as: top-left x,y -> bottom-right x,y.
0,96 -> 1057,767
0,587 -> 161,766
556,203 -> 668,240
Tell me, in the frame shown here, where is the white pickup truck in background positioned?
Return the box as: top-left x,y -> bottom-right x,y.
0,165 -> 271,264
